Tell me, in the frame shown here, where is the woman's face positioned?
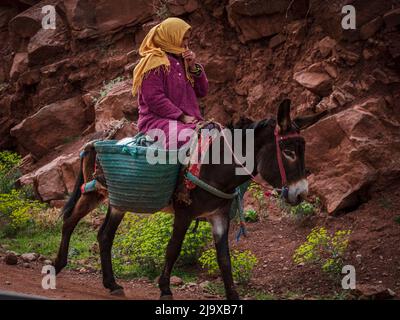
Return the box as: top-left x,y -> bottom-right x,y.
182,29 -> 191,49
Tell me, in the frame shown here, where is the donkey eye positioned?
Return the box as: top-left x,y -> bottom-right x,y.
282,149 -> 296,161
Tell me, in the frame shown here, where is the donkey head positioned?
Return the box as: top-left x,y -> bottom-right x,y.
254,99 -> 326,205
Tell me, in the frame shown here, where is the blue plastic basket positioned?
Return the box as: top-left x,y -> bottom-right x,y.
94,138 -> 181,213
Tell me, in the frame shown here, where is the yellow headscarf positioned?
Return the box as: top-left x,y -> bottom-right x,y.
132,17 -> 194,97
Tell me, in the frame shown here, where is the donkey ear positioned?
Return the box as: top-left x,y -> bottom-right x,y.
277,99 -> 292,132
292,110 -> 328,131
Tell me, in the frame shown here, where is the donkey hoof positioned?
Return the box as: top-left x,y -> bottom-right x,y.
160,294 -> 173,300
110,288 -> 125,297
54,261 -> 66,275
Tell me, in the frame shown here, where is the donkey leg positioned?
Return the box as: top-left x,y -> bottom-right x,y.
158,213 -> 192,299
97,205 -> 125,296
54,192 -> 104,274
210,213 -> 239,300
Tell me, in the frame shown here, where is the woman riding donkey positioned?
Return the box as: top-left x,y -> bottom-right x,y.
54,16 -> 327,300
133,17 -> 210,150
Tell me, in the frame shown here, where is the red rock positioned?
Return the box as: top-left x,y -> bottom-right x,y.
293,71 -> 333,97
228,0 -> 290,16
227,10 -> 284,43
304,96 -> 400,213
353,284 -> 396,300
35,159 -> 67,201
336,46 -> 360,66
183,0 -> 198,13
323,62 -> 338,79
10,96 -> 92,159
166,1 -> 187,16
49,199 -> 67,208
112,120 -> 138,140
167,0 -> 198,15
360,17 -> 383,40
383,7 -> 400,29
269,34 -> 286,49
95,80 -> 138,132
204,55 -> 236,83
59,154 -> 80,193
107,54 -> 128,71
318,36 -> 337,58
0,116 -> 16,150
5,253 -> 18,265
331,87 -> 355,107
59,0 -> 97,39
18,152 -> 81,202
170,276 -> 184,286
8,2 -> 45,38
9,52 -> 28,81
62,0 -> 153,39
18,69 -> 40,86
27,28 -> 67,65
0,6 -> 18,29
247,84 -> 265,109
134,21 -> 159,46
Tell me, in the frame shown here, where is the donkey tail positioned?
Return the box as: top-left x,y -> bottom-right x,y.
61,156 -> 84,220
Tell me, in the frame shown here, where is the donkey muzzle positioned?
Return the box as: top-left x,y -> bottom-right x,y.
287,179 -> 309,205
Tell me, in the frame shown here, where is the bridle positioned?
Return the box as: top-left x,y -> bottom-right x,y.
216,122 -> 305,198
185,121 -> 305,241
273,126 -> 304,198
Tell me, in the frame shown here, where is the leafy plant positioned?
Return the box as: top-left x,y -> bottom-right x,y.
0,151 -> 22,194
0,151 -> 22,172
293,227 -> 351,278
93,76 -> 125,104
199,249 -> 258,284
379,197 -> 392,209
248,182 -> 267,219
394,216 -> 400,225
1,215 -> 98,270
289,200 -> 317,218
244,209 -> 258,222
0,189 -> 47,236
152,0 -> 171,20
113,212 -> 212,278
0,151 -> 47,236
0,82 -> 8,93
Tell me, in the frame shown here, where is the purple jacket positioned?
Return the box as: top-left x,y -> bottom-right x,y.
137,54 -> 209,148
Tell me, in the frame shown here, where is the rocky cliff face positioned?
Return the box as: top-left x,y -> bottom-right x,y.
0,0 -> 399,213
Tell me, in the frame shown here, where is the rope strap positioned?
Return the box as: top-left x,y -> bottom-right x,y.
185,172 -> 238,199
185,171 -> 249,242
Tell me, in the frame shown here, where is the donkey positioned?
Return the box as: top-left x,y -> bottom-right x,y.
54,99 -> 326,300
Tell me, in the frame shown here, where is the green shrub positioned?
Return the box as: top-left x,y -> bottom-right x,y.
0,82 -> 8,93
0,151 -> 22,171
199,249 -> 258,284
0,151 -> 44,236
293,227 -> 351,277
93,76 -> 125,104
244,209 -> 258,222
0,151 -> 22,194
113,212 -> 212,278
289,200 -> 316,218
0,189 -> 46,236
248,182 -> 267,218
152,0 -> 171,20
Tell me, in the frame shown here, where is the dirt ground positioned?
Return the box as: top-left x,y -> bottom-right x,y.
0,185 -> 399,300
0,262 -> 213,300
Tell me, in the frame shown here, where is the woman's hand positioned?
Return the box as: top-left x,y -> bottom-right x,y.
179,114 -> 197,124
182,49 -> 196,69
